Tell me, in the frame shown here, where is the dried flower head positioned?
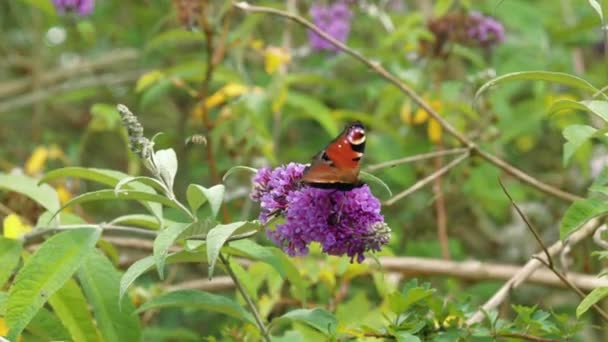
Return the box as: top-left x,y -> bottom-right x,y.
52,0 -> 95,16
308,1 -> 352,52
251,163 -> 390,263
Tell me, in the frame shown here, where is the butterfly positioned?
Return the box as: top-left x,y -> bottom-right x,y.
300,122 -> 366,190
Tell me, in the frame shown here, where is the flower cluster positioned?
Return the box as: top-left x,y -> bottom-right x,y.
250,163 -> 390,263
308,1 -> 352,52
52,0 -> 95,16
467,12 -> 505,47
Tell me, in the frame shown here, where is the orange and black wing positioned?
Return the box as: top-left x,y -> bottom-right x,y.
300,122 -> 366,190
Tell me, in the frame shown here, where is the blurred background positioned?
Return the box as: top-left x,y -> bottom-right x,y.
1,0 -> 607,340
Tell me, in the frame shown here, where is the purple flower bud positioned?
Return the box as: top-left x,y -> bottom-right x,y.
308,1 -> 352,52
53,0 -> 95,16
251,163 -> 391,263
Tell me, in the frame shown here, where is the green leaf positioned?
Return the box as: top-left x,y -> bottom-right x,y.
0,173 -> 60,214
0,237 -> 22,288
115,176 -> 168,197
560,198 -> 608,239
388,287 -> 435,313
48,279 -> 101,342
206,221 -> 255,278
25,307 -> 71,341
394,331 -> 422,342
77,250 -> 142,342
146,29 -> 205,51
226,239 -> 307,302
359,171 -> 392,199
41,167 -> 162,221
222,165 -> 258,182
285,92 -> 339,137
186,184 -> 225,218
562,125 -> 597,165
119,248 -> 208,303
153,222 -> 192,279
475,71 -> 599,103
587,0 -> 604,21
577,287 -> 608,317
110,214 -> 163,230
272,308 -> 337,336
56,189 -> 184,217
6,227 -> 101,340
136,290 -> 255,324
154,149 -> 178,192
549,99 -> 608,122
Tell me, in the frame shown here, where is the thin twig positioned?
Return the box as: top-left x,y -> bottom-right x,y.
466,220 -> 602,325
233,1 -> 581,203
365,148 -> 469,172
594,225 -> 608,249
432,146 -> 450,259
219,253 -> 270,341
384,151 -> 470,206
498,178 -> 552,268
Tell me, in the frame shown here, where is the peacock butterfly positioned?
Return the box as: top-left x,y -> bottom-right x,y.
300,122 -> 366,190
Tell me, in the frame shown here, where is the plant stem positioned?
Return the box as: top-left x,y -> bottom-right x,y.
219,253 -> 271,341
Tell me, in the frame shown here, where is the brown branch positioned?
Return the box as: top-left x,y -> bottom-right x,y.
466,220 -> 602,325
0,49 -> 138,99
384,151 -> 470,206
0,70 -> 143,113
365,148 -> 469,172
232,2 -> 581,203
433,146 -> 450,260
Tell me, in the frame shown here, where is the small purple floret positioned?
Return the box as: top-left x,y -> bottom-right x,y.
251,163 -> 391,263
468,12 -> 505,47
308,1 -> 352,52
52,0 -> 95,16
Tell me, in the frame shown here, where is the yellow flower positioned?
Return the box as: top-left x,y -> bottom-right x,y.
25,146 -> 48,175
264,46 -> 291,74
55,184 -> 72,207
3,213 -> 32,239
203,83 -> 249,110
427,118 -> 443,144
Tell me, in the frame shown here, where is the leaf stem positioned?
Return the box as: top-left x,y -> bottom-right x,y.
219,253 -> 270,341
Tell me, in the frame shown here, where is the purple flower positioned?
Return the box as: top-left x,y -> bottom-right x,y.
52,0 -> 95,16
467,12 -> 505,47
308,1 -> 352,52
250,163 -> 391,263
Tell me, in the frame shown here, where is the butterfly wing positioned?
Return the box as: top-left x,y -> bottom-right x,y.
300,122 -> 366,190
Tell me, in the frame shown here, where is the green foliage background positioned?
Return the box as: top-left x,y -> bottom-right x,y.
1,0 -> 608,341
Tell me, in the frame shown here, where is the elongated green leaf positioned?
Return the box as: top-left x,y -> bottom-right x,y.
56,189 -> 183,218
186,184 -> 225,218
49,279 -> 101,342
222,165 -> 258,182
562,125 -> 597,165
136,290 -> 255,324
115,176 -> 167,196
587,0 -> 604,20
272,308 -> 337,336
206,221 -> 255,278
153,222 -> 192,279
154,149 -> 178,192
146,29 -> 205,51
549,99 -> 608,122
0,173 -> 60,214
25,307 -> 71,341
77,250 -> 141,342
359,171 -> 393,199
41,167 -> 162,221
475,71 -> 599,103
577,286 -> 608,317
0,237 -> 22,288
119,248 -> 208,302
110,214 -> 163,230
560,198 -> 608,239
226,239 -> 306,302
6,227 -> 101,341
285,92 -> 339,137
